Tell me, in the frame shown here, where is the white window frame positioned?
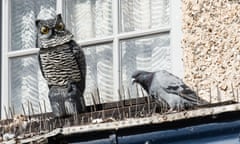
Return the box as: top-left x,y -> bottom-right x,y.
1,0 -> 182,119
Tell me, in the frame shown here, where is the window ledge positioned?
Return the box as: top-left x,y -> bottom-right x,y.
1,100 -> 240,143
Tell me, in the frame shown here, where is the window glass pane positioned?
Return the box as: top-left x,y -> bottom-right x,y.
65,0 -> 113,41
120,0 -> 170,32
11,0 -> 56,51
83,44 -> 114,105
121,34 -> 170,98
10,55 -> 51,114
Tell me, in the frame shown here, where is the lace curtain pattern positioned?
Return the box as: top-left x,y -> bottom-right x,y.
10,0 -> 170,113
10,0 -> 55,114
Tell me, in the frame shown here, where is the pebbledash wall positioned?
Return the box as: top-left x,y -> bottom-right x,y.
182,0 -> 240,103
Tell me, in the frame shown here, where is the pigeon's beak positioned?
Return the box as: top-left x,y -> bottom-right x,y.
131,78 -> 136,85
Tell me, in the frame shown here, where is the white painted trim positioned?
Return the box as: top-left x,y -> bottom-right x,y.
56,0 -> 64,14
6,27 -> 170,58
117,27 -> 170,40
77,36 -> 114,47
1,0 -> 9,119
8,48 -> 39,58
112,0 -> 120,101
170,0 -> 183,78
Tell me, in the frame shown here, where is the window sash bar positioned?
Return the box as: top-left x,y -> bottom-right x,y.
170,0 -> 183,78
117,27 -> 170,40
112,0 -> 120,101
56,0 -> 64,14
7,27 -> 170,58
1,0 -> 10,119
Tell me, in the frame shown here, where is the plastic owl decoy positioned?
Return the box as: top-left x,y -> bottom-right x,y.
36,10 -> 86,117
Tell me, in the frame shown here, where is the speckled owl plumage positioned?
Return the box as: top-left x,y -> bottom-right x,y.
36,11 -> 86,117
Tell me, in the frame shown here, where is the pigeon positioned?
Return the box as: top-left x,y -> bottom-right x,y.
131,70 -> 207,111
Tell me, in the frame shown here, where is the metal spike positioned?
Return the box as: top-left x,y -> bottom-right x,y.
111,109 -> 116,119
140,88 -> 145,97
8,107 -> 13,119
38,102 -> 43,132
116,103 -> 121,120
147,95 -> 150,116
128,106 -> 131,118
136,84 -> 139,97
75,106 -> 79,125
217,84 -> 221,103
231,83 -> 235,102
4,106 -> 8,120
209,88 -> 212,104
81,116 -> 84,125
96,88 -> 101,104
196,85 -> 199,104
153,103 -> 157,114
140,105 -> 145,117
12,105 -> 15,116
39,102 -> 43,116
43,100 -> 48,130
128,88 -> 132,106
53,119 -> 57,129
163,101 -> 166,114
22,103 -> 26,117
135,96 -> 138,118
43,100 -> 47,113
119,86 -> 125,119
118,89 -> 122,101
237,88 -> 239,103
122,85 -> 126,101
28,101 -> 31,119
102,110 -> 105,120
30,102 -> 35,116
29,118 -> 32,134
91,93 -> 97,111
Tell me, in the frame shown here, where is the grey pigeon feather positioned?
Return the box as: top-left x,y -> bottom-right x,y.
132,70 -> 207,111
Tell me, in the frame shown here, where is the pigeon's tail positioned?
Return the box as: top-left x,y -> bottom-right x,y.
180,89 -> 208,106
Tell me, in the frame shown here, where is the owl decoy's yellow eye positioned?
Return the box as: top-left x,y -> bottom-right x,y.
55,23 -> 64,31
40,26 -> 49,34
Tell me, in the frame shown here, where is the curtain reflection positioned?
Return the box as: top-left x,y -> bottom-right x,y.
10,0 -> 55,114
66,0 -> 114,104
83,44 -> 113,105
65,0 -> 113,41
120,0 -> 170,32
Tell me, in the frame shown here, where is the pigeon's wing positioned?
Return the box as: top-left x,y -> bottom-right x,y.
69,40 -> 86,92
153,70 -> 206,105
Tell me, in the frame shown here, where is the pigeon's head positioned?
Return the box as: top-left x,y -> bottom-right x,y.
131,70 -> 146,85
131,70 -> 154,93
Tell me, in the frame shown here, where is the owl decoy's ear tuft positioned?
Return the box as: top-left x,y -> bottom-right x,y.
35,20 -> 40,26
56,14 -> 63,21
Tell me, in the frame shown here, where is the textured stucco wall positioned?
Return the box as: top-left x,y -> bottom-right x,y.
182,0 -> 240,102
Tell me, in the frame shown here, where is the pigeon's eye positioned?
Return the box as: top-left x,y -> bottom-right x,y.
55,23 -> 64,31
40,26 -> 49,34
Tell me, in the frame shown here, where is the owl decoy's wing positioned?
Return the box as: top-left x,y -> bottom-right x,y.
69,40 -> 86,92
38,53 -> 46,79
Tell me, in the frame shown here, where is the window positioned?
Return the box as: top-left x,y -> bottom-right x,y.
1,0 -> 182,118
